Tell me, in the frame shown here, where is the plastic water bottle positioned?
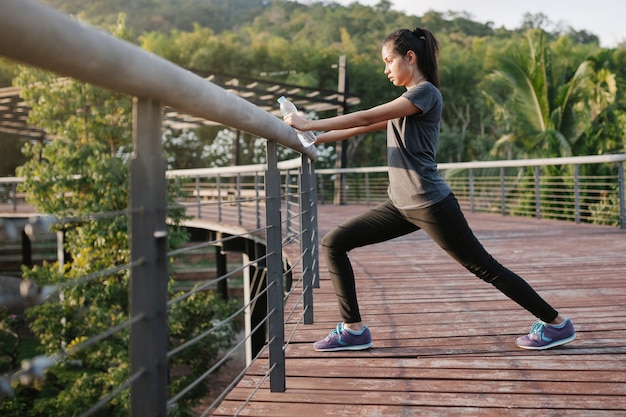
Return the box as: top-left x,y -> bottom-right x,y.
278,96 -> 317,147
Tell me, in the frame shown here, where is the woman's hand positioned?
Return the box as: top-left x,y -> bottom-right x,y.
283,112 -> 310,131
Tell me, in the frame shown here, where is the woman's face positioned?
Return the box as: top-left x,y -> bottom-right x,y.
382,42 -> 417,88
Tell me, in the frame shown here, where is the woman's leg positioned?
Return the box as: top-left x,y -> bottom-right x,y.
322,200 -> 419,323
402,194 -> 559,322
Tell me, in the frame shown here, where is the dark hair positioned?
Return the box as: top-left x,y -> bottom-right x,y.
384,27 -> 440,89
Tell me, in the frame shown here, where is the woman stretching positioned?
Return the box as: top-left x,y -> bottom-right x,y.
283,27 -> 576,352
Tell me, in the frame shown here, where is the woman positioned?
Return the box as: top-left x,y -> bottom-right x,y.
284,27 -> 576,352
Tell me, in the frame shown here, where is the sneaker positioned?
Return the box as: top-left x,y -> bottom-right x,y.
313,323 -> 373,352
516,318 -> 576,350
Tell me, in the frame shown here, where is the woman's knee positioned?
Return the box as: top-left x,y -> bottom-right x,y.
321,226 -> 351,253
321,228 -> 339,250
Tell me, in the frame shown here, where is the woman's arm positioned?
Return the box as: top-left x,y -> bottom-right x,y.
284,95 -> 421,133
314,121 -> 387,144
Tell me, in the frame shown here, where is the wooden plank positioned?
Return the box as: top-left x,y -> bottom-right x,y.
213,401 -> 626,417
222,388 -> 626,410
241,357 -> 626,382
233,376 -> 626,395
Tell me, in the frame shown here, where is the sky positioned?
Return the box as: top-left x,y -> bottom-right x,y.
331,0 -> 625,48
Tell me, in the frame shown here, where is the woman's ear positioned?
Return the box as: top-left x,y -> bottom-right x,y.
406,50 -> 417,64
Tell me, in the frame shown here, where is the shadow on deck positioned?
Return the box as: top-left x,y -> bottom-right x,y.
214,204 -> 626,416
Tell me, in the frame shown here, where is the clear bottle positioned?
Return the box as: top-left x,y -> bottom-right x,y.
277,96 -> 317,147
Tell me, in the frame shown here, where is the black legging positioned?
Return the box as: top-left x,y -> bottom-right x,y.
321,193 -> 558,323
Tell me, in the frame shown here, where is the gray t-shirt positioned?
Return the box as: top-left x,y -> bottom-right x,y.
387,82 -> 451,209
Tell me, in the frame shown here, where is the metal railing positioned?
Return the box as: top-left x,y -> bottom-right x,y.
318,154 -> 626,229
5,154 -> 625,227
0,0 -> 317,416
1,157 -> 319,416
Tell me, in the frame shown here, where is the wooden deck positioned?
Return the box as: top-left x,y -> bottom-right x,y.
214,205 -> 626,416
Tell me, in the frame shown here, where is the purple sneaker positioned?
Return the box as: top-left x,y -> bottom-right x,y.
516,318 -> 576,350
313,323 -> 373,352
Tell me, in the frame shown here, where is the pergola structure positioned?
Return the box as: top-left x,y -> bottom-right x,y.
0,72 -> 361,140
1,68 -> 359,204
0,86 -> 44,140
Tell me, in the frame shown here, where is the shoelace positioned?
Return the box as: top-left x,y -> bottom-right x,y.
326,323 -> 344,340
528,320 -> 546,337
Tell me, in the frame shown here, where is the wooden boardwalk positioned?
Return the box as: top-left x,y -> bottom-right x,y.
214,204 -> 626,416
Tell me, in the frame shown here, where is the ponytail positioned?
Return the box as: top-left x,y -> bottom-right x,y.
384,27 -> 440,89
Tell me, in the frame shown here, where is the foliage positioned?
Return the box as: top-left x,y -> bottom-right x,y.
0,309 -> 28,371
168,291 -> 239,411
0,58 -> 19,88
40,0 -> 267,34
0,131 -> 26,176
485,30 -> 617,160
162,126 -> 337,170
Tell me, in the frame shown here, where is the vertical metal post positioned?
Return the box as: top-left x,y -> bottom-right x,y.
236,174 -> 242,226
242,241 -> 267,366
574,164 -> 581,224
300,155 -> 314,324
469,168 -> 475,212
310,165 -> 320,289
56,229 -> 65,272
12,182 -> 17,212
365,172 -> 370,206
500,167 -> 507,215
618,162 -> 625,229
129,97 -> 168,417
255,173 -> 261,230
534,166 -> 542,219
215,246 -> 228,300
334,55 -> 347,205
285,171 -> 291,236
264,139 -> 285,392
195,176 -> 201,219
21,229 -> 32,267
217,174 -> 222,222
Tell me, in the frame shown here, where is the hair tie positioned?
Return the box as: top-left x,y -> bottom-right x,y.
413,28 -> 426,40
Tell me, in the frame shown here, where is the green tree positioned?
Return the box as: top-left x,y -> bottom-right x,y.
438,36 -> 495,162
0,58 -> 18,87
486,30 -> 615,159
482,30 -> 619,222
2,16 -> 237,417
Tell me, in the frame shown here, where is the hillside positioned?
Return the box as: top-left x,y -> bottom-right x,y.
40,0 -> 268,33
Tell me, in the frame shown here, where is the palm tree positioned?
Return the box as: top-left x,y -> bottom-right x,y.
486,30 -> 616,159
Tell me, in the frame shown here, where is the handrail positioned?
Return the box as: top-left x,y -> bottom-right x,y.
166,157 -> 303,178
438,154 -> 626,169
316,154 -> 626,174
0,0 -> 316,160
